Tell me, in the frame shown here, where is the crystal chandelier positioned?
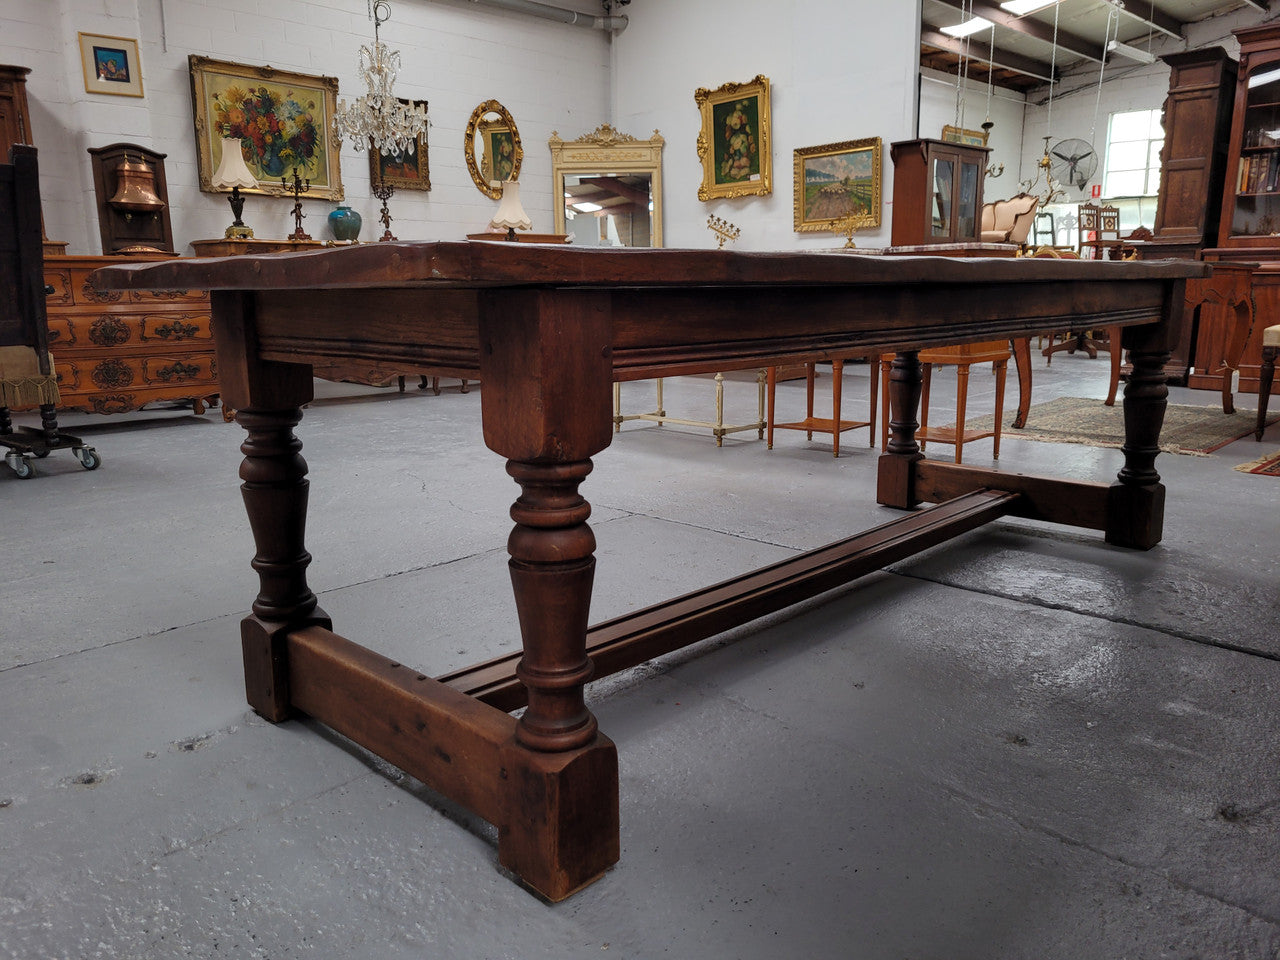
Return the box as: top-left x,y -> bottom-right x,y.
333,1 -> 427,158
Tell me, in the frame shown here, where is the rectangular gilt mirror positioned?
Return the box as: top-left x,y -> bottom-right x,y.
549,125 -> 664,248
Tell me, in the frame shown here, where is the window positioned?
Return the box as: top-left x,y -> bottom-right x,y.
1103,108 -> 1164,198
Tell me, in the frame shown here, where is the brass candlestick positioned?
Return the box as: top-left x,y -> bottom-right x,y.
706,215 -> 740,249
282,167 -> 312,241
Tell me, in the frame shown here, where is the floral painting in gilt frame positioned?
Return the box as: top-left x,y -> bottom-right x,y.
695,74 -> 771,201
793,138 -> 882,233
189,55 -> 343,200
369,99 -> 430,190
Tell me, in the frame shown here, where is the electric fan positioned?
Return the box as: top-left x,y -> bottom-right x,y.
1048,138 -> 1099,192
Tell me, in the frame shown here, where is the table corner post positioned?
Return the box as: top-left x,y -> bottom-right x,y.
877,350 -> 925,509
213,289 -> 329,720
478,287 -> 619,894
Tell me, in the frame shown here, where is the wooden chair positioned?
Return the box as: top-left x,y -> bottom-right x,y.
1257,324 -> 1279,441
1077,202 -> 1121,260
766,358 -> 877,458
0,144 -> 100,478
878,341 -> 1010,464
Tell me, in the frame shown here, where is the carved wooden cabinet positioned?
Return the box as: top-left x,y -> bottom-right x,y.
42,254 -> 219,415
889,138 -> 989,246
1152,49 -> 1237,256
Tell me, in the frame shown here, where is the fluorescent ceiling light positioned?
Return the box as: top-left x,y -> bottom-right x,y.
999,0 -> 1056,13
1107,39 -> 1157,64
940,15 -> 993,38
572,201 -> 603,212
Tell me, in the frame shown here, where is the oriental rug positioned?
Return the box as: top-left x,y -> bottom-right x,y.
1234,450 -> 1280,476
949,396 -> 1278,457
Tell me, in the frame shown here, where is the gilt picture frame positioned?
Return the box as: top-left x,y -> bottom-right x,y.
79,33 -> 144,98
188,54 -> 343,200
480,118 -> 517,184
793,138 -> 882,233
942,125 -> 989,147
695,74 -> 772,201
369,99 -> 430,190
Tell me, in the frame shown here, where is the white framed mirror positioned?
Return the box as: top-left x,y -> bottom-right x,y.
549,125 -> 664,248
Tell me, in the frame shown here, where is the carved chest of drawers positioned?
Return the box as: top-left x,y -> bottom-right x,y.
42,254 -> 219,415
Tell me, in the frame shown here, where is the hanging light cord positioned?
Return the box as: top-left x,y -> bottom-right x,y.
954,0 -> 973,129
1046,0 -> 1060,137
1090,4 -> 1120,144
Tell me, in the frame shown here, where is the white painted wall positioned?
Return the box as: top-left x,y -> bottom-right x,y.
610,0 -> 922,250
3,0 -> 610,255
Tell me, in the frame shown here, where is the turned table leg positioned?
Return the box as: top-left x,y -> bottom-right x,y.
236,407 -> 332,722
1107,328 -> 1172,550
479,288 -> 620,900
877,350 -> 924,510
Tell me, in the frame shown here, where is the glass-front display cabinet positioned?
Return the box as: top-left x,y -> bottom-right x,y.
1220,22 -> 1280,247
889,138 -> 989,246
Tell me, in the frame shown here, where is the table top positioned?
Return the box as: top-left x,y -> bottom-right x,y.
91,240 -> 1207,293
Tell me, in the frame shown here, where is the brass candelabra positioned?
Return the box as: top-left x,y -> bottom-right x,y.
372,176 -> 397,242
282,167 -> 312,241
706,215 -> 740,249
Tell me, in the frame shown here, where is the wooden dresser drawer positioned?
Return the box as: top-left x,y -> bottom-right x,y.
46,310 -> 212,351
56,353 -> 217,393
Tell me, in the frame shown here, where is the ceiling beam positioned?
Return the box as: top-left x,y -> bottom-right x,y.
930,0 -> 1103,63
1103,0 -> 1184,41
921,29 -> 1058,84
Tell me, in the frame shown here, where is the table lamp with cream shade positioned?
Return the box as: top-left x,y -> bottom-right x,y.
211,138 -> 258,239
489,179 -> 531,240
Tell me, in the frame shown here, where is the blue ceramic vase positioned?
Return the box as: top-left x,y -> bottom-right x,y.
328,205 -> 362,241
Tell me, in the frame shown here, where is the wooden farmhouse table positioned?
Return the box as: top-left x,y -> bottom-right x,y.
93,242 -> 1205,901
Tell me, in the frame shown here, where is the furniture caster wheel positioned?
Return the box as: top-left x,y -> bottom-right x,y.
75,446 -> 101,470
7,454 -> 34,479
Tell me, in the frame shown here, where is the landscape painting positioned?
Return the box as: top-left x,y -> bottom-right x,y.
793,138 -> 882,233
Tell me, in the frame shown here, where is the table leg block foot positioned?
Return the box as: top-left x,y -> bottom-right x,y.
498,734 -> 620,902
242,612 -> 329,723
876,453 -> 922,510
1105,482 -> 1165,550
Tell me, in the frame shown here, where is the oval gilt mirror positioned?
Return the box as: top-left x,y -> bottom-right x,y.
465,99 -> 522,199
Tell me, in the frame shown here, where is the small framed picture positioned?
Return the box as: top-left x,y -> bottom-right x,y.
369,99 -> 430,190
942,125 -> 988,146
78,33 -> 144,98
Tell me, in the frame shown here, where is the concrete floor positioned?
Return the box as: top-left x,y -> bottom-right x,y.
2,355 -> 1278,959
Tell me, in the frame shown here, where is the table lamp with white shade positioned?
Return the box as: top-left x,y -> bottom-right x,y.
489,179 -> 531,240
211,138 -> 259,239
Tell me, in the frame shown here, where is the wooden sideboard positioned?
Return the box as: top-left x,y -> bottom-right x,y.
41,254 -> 219,415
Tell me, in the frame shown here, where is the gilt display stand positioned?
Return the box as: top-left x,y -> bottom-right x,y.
92,243 -> 1201,902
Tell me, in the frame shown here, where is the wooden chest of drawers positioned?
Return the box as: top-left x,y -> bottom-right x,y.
41,254 -> 219,415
